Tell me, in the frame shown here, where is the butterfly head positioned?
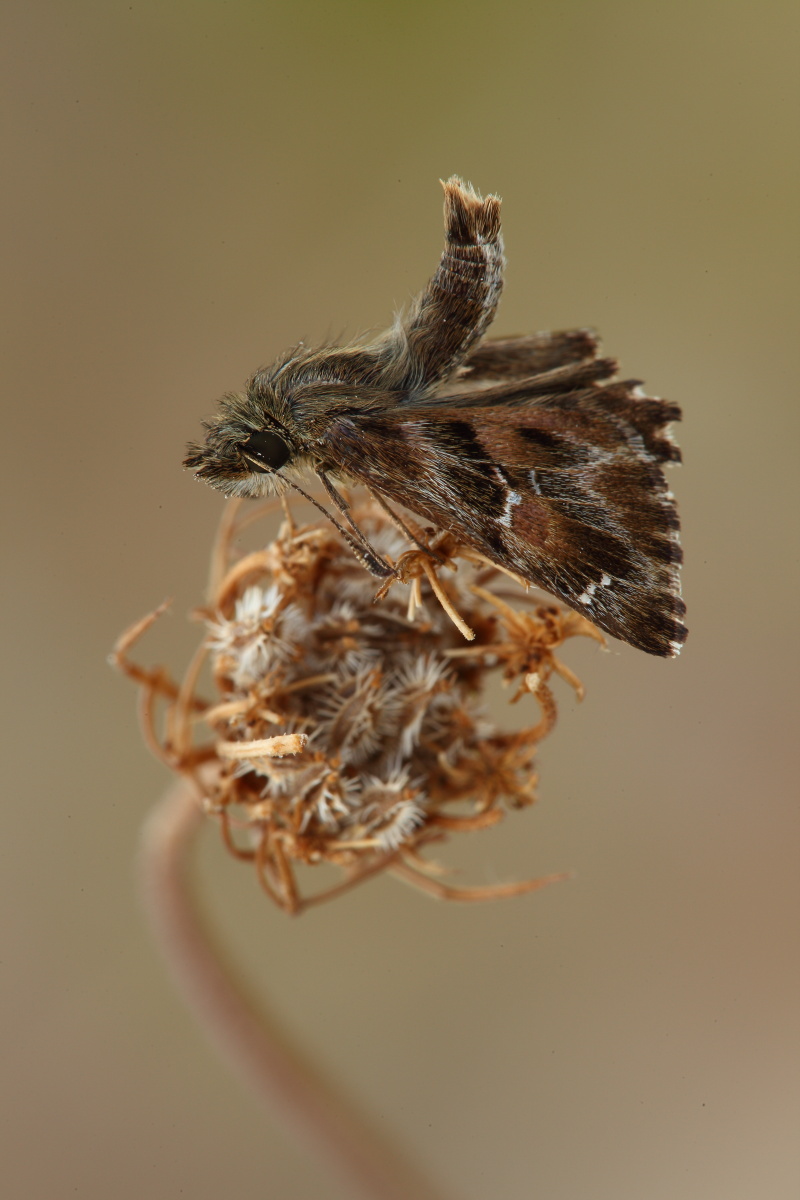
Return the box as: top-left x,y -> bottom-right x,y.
183,381 -> 307,498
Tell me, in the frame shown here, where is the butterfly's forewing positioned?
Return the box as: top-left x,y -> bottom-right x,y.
323,381 -> 686,657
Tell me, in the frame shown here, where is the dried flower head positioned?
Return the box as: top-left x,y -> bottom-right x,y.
114,497 -> 604,914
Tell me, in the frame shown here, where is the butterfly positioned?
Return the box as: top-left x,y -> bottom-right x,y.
184,177 -> 686,657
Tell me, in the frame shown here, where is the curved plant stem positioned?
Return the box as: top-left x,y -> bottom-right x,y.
139,777 -> 454,1200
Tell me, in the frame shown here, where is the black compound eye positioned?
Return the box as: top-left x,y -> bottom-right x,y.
241,429 -> 291,472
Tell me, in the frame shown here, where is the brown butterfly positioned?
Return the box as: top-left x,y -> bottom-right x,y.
184,177 -> 686,657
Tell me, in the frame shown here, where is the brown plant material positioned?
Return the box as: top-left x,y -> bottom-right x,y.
113,497 -> 604,914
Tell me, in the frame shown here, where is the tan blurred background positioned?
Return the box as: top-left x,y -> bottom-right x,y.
3,1 -> 798,1197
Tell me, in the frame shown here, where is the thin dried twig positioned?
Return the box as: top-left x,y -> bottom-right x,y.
391,858 -> 573,903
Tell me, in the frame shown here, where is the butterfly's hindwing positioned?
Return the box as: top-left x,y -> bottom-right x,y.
461,328 -> 602,382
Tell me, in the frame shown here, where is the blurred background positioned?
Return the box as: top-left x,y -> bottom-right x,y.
3,2 -> 798,1197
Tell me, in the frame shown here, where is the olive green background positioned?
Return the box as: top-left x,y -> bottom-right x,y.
3,2 -> 798,1197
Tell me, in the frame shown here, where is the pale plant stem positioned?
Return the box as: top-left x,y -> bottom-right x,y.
139,777 -> 455,1200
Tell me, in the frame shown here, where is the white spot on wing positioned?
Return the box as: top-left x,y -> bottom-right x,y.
498,489 -> 522,528
578,573 -> 612,606
577,580 -> 597,606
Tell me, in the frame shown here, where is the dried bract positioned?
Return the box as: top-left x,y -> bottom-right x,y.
114,499 -> 603,913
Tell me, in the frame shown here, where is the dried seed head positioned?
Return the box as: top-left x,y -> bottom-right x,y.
114,498 -> 603,913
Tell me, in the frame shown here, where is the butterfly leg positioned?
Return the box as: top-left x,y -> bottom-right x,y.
314,471 -> 397,578
280,475 -> 394,578
363,484 -> 445,565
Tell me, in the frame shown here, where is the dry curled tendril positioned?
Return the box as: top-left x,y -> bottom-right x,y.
113,497 -> 605,914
